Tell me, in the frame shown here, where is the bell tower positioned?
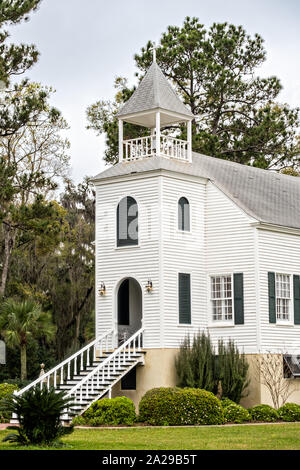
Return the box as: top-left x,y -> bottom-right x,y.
116,49 -> 194,163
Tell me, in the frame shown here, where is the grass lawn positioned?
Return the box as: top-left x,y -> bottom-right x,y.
0,423 -> 300,450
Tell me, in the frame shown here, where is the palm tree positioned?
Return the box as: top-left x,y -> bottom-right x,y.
0,299 -> 56,380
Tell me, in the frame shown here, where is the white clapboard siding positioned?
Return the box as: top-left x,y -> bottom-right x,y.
257,228 -> 300,353
205,182 -> 258,353
161,174 -> 206,348
95,176 -> 161,348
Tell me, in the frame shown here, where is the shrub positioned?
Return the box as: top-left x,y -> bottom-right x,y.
223,403 -> 251,424
84,397 -> 136,426
0,383 -> 19,423
139,387 -> 224,426
249,404 -> 279,422
72,415 -> 87,426
175,332 -> 249,403
1,378 -> 30,389
221,397 -> 237,408
278,403 -> 300,422
216,339 -> 249,403
175,332 -> 215,392
1,386 -> 74,446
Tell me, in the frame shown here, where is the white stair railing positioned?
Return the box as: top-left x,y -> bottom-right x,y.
64,328 -> 144,413
14,329 -> 114,397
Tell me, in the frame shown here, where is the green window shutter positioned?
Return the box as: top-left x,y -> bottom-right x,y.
268,272 -> 276,323
178,273 -> 191,324
293,275 -> 300,325
234,273 -> 244,325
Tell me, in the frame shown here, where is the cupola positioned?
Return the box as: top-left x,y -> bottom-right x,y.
116,48 -> 194,163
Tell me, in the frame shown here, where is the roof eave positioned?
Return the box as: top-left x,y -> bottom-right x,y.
250,221 -> 300,235
117,107 -> 193,125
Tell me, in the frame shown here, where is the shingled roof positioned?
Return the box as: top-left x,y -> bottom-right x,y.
93,153 -> 300,230
116,62 -> 193,119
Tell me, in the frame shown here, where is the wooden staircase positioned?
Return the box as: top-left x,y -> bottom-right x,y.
11,328 -> 145,424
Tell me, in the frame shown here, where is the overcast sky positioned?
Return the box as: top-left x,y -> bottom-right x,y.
7,0 -> 300,182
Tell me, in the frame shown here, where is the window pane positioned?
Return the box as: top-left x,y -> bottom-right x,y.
117,196 -> 138,247
178,197 -> 190,231
211,275 -> 232,322
275,274 -> 290,321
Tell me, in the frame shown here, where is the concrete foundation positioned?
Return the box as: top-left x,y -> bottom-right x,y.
111,349 -> 300,410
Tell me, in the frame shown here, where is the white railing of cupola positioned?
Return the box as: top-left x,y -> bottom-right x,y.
64,327 -> 144,409
14,329 -> 115,396
123,135 -> 190,162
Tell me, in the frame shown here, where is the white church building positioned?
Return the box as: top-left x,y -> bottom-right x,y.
14,58 -> 300,419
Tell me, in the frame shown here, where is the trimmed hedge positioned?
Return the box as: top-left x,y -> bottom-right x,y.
0,383 -> 19,423
81,397 -> 136,426
223,403 -> 251,424
249,404 -> 279,422
221,397 -> 237,408
139,387 -> 224,426
278,403 -> 300,422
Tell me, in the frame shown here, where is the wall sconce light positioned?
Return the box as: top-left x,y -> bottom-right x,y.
99,282 -> 106,296
145,280 -> 153,292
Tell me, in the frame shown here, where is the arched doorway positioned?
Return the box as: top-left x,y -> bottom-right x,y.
117,277 -> 142,344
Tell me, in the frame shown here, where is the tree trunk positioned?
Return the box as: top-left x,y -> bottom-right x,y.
0,225 -> 16,297
75,311 -> 81,343
20,343 -> 27,380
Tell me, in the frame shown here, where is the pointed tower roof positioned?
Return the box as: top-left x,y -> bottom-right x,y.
116,62 -> 193,126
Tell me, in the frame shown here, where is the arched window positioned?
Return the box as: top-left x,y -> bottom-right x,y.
117,196 -> 138,247
178,197 -> 190,232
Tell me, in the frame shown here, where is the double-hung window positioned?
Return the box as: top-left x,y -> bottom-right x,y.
211,275 -> 233,322
275,273 -> 291,322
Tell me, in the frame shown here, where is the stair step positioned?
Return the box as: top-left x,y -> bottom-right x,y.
11,329 -> 146,425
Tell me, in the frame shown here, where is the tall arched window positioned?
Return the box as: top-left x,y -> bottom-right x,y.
117,196 -> 138,247
178,197 -> 190,232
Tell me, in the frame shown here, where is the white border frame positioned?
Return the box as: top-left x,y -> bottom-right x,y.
114,193 -> 140,250
207,273 -> 235,328
274,271 -> 294,326
176,194 -> 192,234
113,275 -> 144,344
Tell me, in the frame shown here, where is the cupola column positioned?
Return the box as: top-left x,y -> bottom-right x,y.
187,120 -> 192,162
155,111 -> 160,156
118,119 -> 123,162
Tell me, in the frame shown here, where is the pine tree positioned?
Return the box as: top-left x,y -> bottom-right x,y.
87,17 -> 300,171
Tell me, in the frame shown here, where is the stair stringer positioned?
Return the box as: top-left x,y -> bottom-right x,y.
70,354 -> 145,419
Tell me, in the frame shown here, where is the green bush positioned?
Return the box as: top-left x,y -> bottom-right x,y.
1,386 -> 74,446
0,378 -> 30,389
221,397 -> 237,408
72,415 -> 87,426
216,339 -> 249,403
278,403 -> 300,422
84,397 -> 136,426
223,403 -> 251,424
175,332 -> 215,392
249,404 -> 279,422
175,332 -> 249,403
0,383 -> 19,422
139,387 -> 224,426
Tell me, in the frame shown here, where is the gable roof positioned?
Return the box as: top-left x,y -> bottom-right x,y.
93,153 -> 300,230
116,62 -> 194,120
